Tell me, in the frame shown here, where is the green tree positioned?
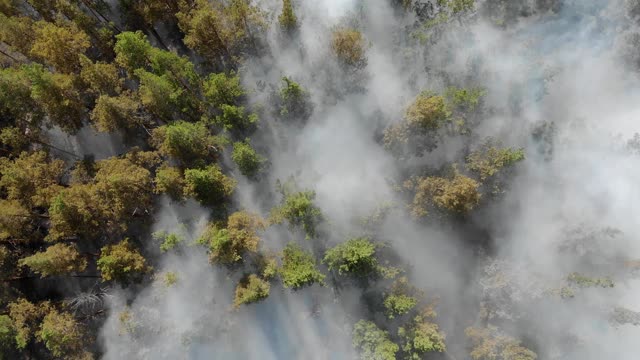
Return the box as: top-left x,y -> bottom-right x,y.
90,92 -> 142,132
177,0 -> 232,62
270,187 -> 323,239
0,151 -> 64,208
203,71 -> 244,108
24,64 -> 85,133
466,140 -> 524,181
383,277 -> 420,319
134,69 -> 183,120
38,309 -> 84,358
352,320 -> 399,360
0,315 -> 15,357
404,171 -> 481,217
278,0 -> 297,31
398,308 -> 446,358
383,93 -> 449,156
30,20 -> 90,73
79,55 -> 122,96
177,0 -> 266,62
323,237 -> 378,276
198,211 -> 264,264
154,164 -> 185,200
153,230 -> 185,253
0,67 -> 43,129
233,274 -> 270,307
97,239 -> 150,282
465,326 -> 537,360
183,164 -> 236,205
331,28 -> 368,67
214,104 -> 258,132
151,121 -> 220,165
277,76 -> 312,122
0,200 -> 35,242
8,299 -> 52,350
47,157 -> 153,241
92,156 -> 154,219
279,243 -> 325,289
0,15 -> 35,55
232,140 -> 265,178
114,31 -> 153,73
18,243 -> 87,277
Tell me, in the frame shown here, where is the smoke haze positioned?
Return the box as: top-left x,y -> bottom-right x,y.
92,0 -> 640,359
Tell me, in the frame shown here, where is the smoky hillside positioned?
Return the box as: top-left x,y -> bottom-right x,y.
1,0 -> 640,359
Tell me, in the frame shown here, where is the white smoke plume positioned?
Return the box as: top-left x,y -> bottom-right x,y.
96,0 -> 640,359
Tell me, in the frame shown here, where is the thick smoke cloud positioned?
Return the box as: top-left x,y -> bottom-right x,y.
98,0 -> 640,359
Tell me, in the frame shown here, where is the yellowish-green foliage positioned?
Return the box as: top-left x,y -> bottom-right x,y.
147,46 -> 200,90
331,28 -> 368,66
438,0 -> 476,14
90,92 -> 142,132
46,155 -> 155,239
47,185 -> 102,241
233,274 -> 270,307
38,309 -> 84,357
151,121 -> 219,166
24,64 -> 85,133
177,0 -> 230,62
232,140 -> 265,178
97,239 -> 150,282
270,186 -> 323,239
566,272 -> 614,288
134,69 -> 182,120
277,76 -> 312,121
154,164 -> 185,200
383,94 -> 448,152
8,299 -> 52,350
352,320 -> 399,360
323,237 -> 378,276
398,307 -> 446,358
198,211 -> 265,264
0,127 -> 30,154
155,271 -> 178,288
405,94 -> 449,130
203,71 -> 244,107
114,31 -> 153,73
178,0 -> 266,61
214,104 -> 259,131
467,142 -> 524,180
0,314 -> 15,355
0,200 -> 34,241
405,171 -> 481,217
183,164 -> 237,205
0,15 -> 35,55
92,156 -> 153,216
384,294 -> 417,319
384,277 -> 420,318
125,148 -> 161,169
280,243 -> 325,289
445,86 -> 484,113
278,0 -> 297,31
153,230 -> 185,253
30,21 -> 90,73
261,255 -> 278,279
0,151 -> 64,208
133,0 -> 182,25
79,55 -> 122,96
18,243 -> 87,277
0,67 -> 43,127
465,326 -> 537,360
225,0 -> 268,49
